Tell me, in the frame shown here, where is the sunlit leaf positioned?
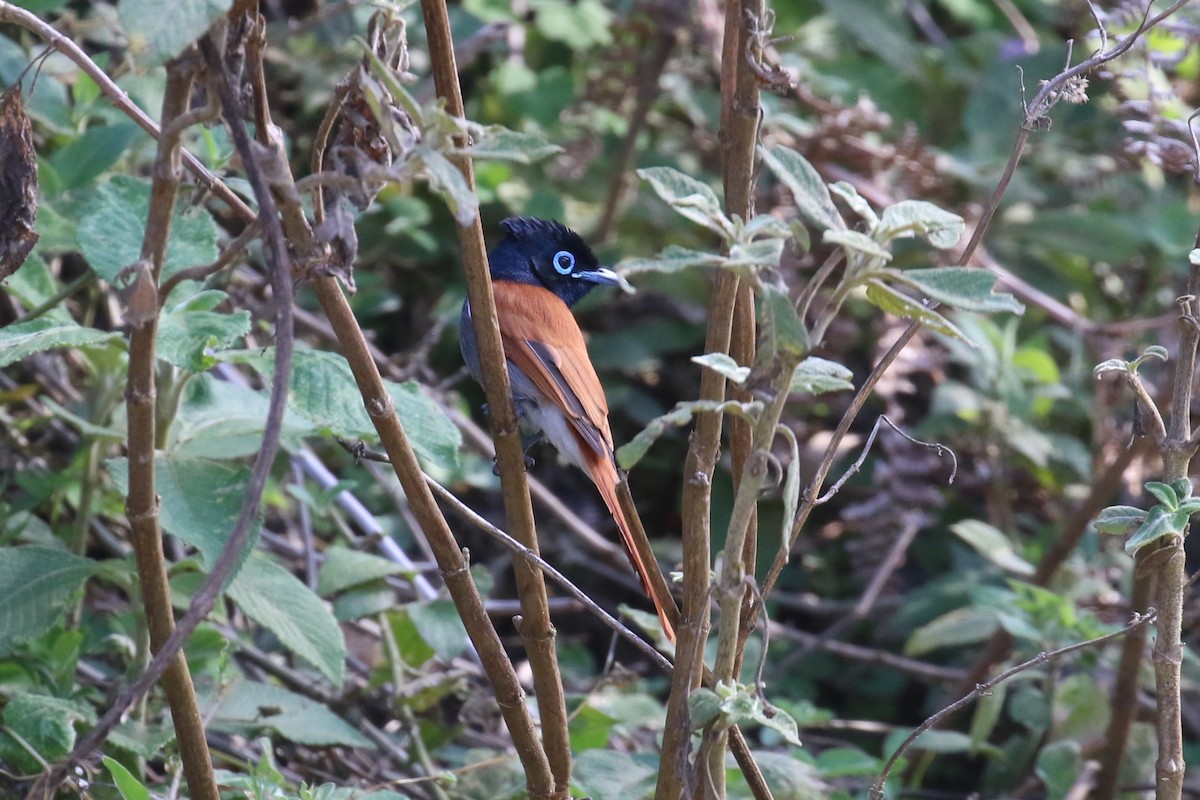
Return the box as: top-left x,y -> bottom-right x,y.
760,145 -> 844,231
0,317 -> 121,369
865,279 -> 971,344
692,352 -> 750,384
876,200 -> 965,248
886,268 -> 1024,314
637,167 -> 733,238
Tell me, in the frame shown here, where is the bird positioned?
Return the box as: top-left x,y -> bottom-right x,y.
460,217 -> 676,644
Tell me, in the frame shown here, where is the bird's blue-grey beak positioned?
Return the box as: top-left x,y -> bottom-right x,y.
573,266 -> 620,285
574,266 -> 635,294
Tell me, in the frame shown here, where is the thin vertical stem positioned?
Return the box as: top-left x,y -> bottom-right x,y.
417,0 -> 568,793
122,58 -> 218,800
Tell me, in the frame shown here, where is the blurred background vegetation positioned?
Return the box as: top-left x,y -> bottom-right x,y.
3,0 -> 1200,798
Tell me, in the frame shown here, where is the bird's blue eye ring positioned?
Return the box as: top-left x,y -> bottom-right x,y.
552,250 -> 575,274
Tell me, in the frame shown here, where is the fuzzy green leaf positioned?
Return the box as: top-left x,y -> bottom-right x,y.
0,547 -> 98,655
208,679 -> 370,747
1124,505 -> 1180,555
107,455 -> 260,571
865,279 -> 971,343
824,228 -> 891,261
637,167 -> 732,238
0,317 -> 121,369
317,547 -> 408,598
1145,481 -> 1179,510
876,200 -> 965,248
692,353 -> 750,384
78,176 -> 219,283
887,268 -> 1024,314
465,127 -> 562,163
617,400 -> 762,470
228,556 -> 346,686
760,145 -> 844,231
790,356 -> 854,395
1094,505 -> 1147,536
619,245 -> 729,276
119,0 -> 233,67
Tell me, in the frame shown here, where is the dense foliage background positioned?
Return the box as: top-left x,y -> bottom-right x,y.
2,0 -> 1200,798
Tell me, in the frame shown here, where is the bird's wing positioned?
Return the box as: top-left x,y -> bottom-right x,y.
492,281 -> 678,643
492,281 -> 613,460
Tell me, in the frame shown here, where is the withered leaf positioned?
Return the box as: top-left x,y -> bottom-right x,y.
0,83 -> 39,280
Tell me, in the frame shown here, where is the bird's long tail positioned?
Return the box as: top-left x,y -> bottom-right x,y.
586,456 -> 677,644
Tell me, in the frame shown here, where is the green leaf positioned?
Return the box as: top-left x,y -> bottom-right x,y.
245,348 -> 460,469
790,356 -> 854,395
949,520 -> 1035,576
727,237 -> 784,271
1094,505 -> 1147,536
119,0 -> 233,66
1145,481 -> 1179,510
0,547 -> 98,655
228,556 -> 346,686
386,379 -> 462,470
887,268 -> 1024,314
688,687 -> 723,729
103,756 -> 150,800
158,293 -> 252,372
637,167 -> 733,239
905,607 -> 1000,656
1176,498 -> 1200,516
0,317 -> 121,368
46,123 -> 139,191
969,680 -> 1007,754
757,284 -> 809,359
316,547 -> 406,597
569,704 -> 618,752
691,353 -> 750,384
815,747 -> 880,777
778,425 -> 802,565
418,145 -> 479,226
760,145 -> 844,232
0,693 -> 93,772
1170,477 -> 1192,501
876,200 -> 965,248
572,750 -> 658,800
1093,358 -> 1129,378
865,279 -> 971,344
78,176 -> 219,283
107,455 -> 261,570
829,181 -> 879,226
208,679 -> 371,747
1036,740 -> 1082,800
618,245 -> 729,276
617,399 -> 762,470
1124,505 -> 1180,555
405,599 -> 469,662
824,228 -> 891,261
169,375 -> 315,459
466,127 -> 562,163
535,0 -> 614,48
740,753 -> 828,800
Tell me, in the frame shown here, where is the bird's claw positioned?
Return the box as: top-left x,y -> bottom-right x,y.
491,454 -> 536,476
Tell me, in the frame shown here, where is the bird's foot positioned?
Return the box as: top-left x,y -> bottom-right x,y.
492,454 -> 536,476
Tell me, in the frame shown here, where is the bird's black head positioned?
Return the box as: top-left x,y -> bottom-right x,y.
487,217 -> 618,306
